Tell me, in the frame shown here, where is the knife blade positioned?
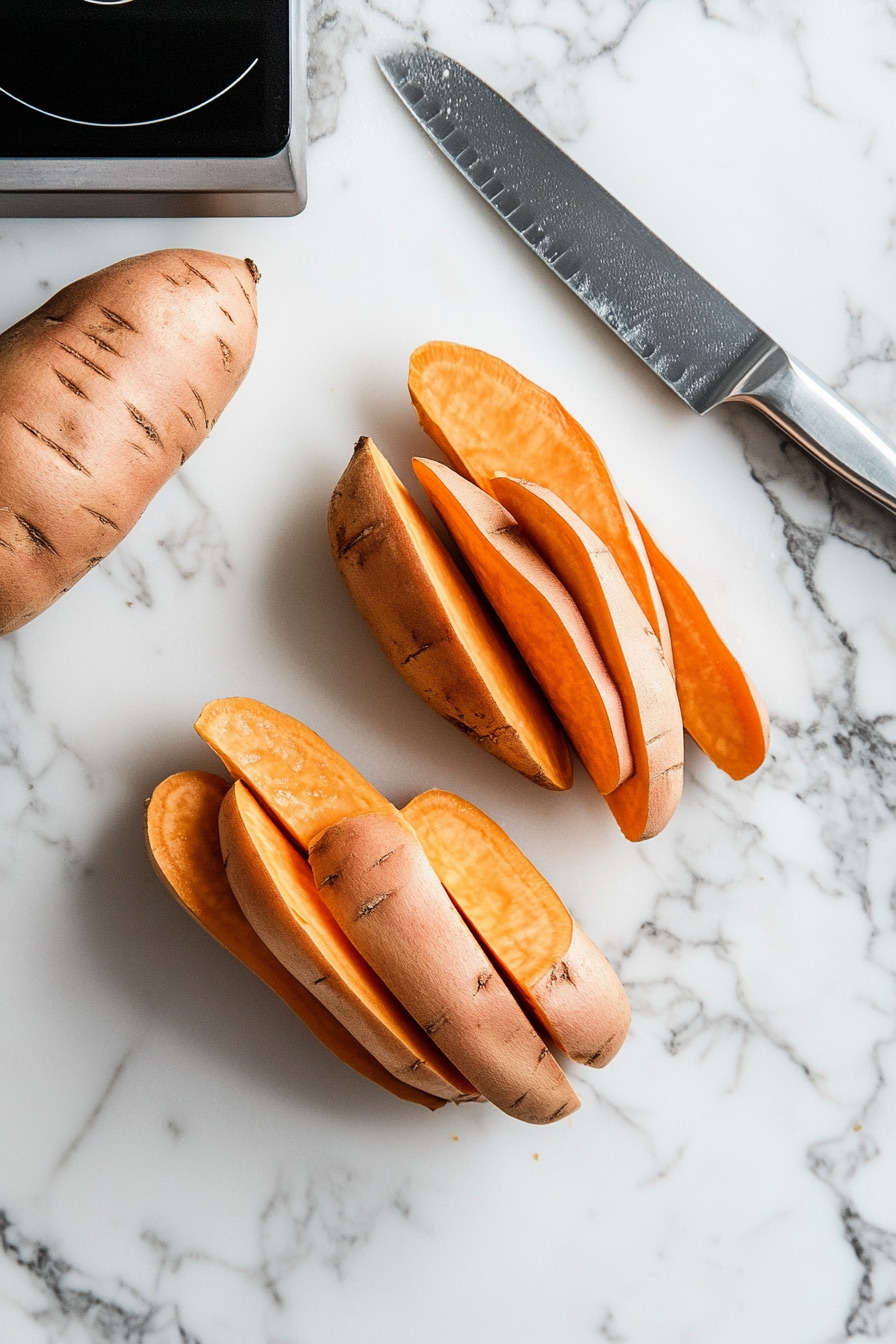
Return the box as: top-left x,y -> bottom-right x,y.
378,44 -> 896,516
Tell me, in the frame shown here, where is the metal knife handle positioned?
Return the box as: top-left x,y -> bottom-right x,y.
724,345 -> 896,514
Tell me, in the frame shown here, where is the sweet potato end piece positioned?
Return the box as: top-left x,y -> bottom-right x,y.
328,438 -> 571,791
527,922 -> 631,1067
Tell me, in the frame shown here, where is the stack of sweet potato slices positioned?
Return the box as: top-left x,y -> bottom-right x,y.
146,698 -> 629,1122
329,343 -> 769,841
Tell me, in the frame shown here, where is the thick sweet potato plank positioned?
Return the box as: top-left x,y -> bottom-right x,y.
408,341 -> 673,667
402,789 -> 630,1066
328,437 -> 571,789
493,478 -> 683,840
195,698 -> 400,851
145,771 -> 443,1109
220,781 -> 475,1103
632,512 -> 769,779
309,811 -> 580,1125
413,458 -> 632,795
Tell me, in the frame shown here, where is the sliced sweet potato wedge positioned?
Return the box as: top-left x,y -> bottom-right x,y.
408,341 -> 673,668
413,458 -> 632,796
492,478 -> 684,840
402,789 -> 630,1066
308,810 -> 580,1125
195,698 -> 400,851
219,780 -> 476,1103
632,512 -> 770,779
145,771 -> 443,1110
328,437 -> 571,790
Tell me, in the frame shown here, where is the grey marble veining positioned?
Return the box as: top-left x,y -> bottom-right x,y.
2,2 -> 896,1341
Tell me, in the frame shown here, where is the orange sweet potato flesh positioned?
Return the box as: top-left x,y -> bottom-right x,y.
145,771 -> 443,1110
194,698 -> 400,852
403,789 -> 572,985
408,341 -> 672,668
492,478 -> 684,840
220,782 -> 473,1102
413,458 -> 632,796
402,790 -> 630,1067
1,251 -> 259,635
632,513 -> 770,779
328,437 -> 571,789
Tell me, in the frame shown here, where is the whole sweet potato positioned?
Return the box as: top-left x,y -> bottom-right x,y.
0,249 -> 259,634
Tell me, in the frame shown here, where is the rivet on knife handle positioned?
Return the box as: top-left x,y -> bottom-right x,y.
379,45 -> 896,516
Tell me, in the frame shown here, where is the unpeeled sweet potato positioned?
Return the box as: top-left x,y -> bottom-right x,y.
0,249 -> 259,635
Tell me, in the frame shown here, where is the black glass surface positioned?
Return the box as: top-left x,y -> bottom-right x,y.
1,0 -> 291,158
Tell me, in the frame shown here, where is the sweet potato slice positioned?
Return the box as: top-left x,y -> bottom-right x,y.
195,698 -> 400,851
632,512 -> 770,779
402,790 -> 630,1066
492,478 -> 684,840
413,458 -> 632,795
328,437 -> 571,790
145,771 -> 443,1110
309,811 -> 580,1125
219,781 -> 475,1103
408,341 -> 673,668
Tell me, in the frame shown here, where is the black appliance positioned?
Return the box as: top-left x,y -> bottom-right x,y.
0,0 -> 305,216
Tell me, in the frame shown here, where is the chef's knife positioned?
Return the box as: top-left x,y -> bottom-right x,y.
378,45 -> 896,515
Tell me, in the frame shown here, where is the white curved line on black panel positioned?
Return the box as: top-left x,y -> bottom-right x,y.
0,57 -> 258,127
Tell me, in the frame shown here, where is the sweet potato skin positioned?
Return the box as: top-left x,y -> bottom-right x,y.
0,249 -> 259,635
328,437 -> 572,790
309,811 -> 581,1126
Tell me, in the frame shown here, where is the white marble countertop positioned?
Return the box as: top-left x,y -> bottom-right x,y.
3,3 -> 896,1341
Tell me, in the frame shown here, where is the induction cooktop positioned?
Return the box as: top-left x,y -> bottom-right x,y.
0,0 -> 305,217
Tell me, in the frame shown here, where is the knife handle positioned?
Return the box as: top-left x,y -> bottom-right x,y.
724,345 -> 896,514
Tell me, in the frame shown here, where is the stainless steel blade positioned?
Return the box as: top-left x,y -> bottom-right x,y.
379,45 -> 896,515
378,44 -> 774,415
